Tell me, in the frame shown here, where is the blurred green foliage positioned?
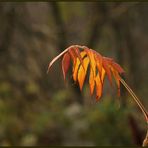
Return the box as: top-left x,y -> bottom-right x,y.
0,84 -> 135,145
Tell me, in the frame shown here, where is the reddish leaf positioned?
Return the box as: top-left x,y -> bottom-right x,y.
47,48 -> 69,73
102,57 -> 112,86
112,68 -> 121,96
62,52 -> 71,80
69,48 -> 76,71
95,68 -> 106,101
73,47 -> 85,69
95,53 -> 103,83
111,62 -> 125,74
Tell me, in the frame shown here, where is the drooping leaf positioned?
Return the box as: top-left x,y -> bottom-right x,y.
84,48 -> 96,77
62,52 -> 71,80
111,68 -> 121,96
68,48 -> 77,71
111,62 -> 125,74
47,45 -> 125,101
73,47 -> 85,69
95,67 -> 105,100
95,53 -> 103,83
89,68 -> 95,95
95,73 -> 102,100
73,51 -> 87,82
101,68 -> 106,85
73,58 -> 80,82
102,57 -> 113,86
78,57 -> 89,90
47,48 -> 69,73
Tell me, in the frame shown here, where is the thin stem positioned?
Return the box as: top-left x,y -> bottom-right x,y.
143,128 -> 148,146
119,77 -> 148,123
120,77 -> 148,147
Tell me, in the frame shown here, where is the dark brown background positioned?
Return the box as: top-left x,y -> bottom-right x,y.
0,2 -> 147,146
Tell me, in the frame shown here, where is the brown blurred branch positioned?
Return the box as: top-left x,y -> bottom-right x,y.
110,2 -> 139,20
123,15 -> 141,90
112,19 -> 127,104
0,6 -> 15,53
49,2 -> 83,104
87,2 -> 107,48
50,2 -> 67,51
87,2 -> 140,49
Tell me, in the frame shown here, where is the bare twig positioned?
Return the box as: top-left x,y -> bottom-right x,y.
50,2 -> 67,51
120,77 -> 148,122
120,77 -> 148,146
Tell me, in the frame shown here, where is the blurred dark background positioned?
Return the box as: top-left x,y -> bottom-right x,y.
0,2 -> 147,146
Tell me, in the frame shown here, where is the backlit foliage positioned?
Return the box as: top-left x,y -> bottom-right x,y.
47,45 -> 124,101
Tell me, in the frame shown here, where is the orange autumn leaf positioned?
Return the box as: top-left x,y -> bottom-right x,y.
73,58 -> 80,82
95,68 -> 106,100
89,67 -> 95,95
84,48 -> 96,77
47,45 -> 125,101
95,53 -> 103,81
95,73 -> 102,100
78,56 -> 89,90
73,51 -> 86,82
